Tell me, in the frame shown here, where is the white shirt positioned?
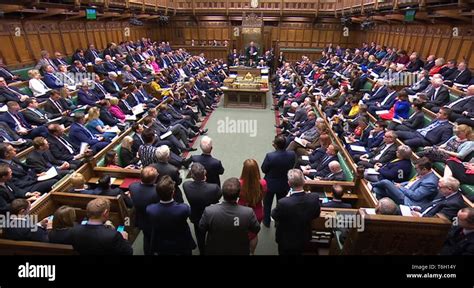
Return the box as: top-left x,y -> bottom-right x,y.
29,78 -> 51,97
373,143 -> 394,161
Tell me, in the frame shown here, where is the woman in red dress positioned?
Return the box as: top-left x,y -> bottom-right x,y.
238,159 -> 267,255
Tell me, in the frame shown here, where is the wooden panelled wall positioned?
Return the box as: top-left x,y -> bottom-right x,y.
361,25 -> 474,70
0,20 -> 151,68
150,22 -> 360,50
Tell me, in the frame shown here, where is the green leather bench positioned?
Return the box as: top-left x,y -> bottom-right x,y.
338,152 -> 354,182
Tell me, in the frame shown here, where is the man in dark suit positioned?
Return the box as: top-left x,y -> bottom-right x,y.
68,113 -> 110,153
85,44 -> 101,64
404,70 -> 430,95
189,136 -> 224,187
245,41 -> 259,62
3,199 -> 49,242
103,72 -> 122,96
272,169 -> 320,255
0,77 -> 30,106
129,166 -> 159,255
261,136 -> 296,227
303,144 -> 339,178
46,123 -> 88,166
77,83 -> 101,106
183,163 -> 222,255
363,80 -> 388,105
150,145 -> 184,203
423,55 -> 436,71
0,101 -> 48,139
0,164 -> 40,214
43,65 -> 65,90
43,90 -> 73,119
424,78 -> 450,111
146,175 -> 196,255
0,143 -> 57,194
322,184 -> 352,208
445,62 -> 472,86
396,107 -> 453,149
411,176 -> 466,221
440,207 -> 474,255
320,161 -> 346,181
357,131 -> 398,168
200,177 -> 260,255
389,100 -> 425,131
26,136 -> 72,178
71,198 -> 133,255
93,58 -> 108,77
0,59 -> 22,83
405,54 -> 424,72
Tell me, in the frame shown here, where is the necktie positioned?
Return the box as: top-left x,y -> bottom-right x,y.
6,87 -> 23,99
0,67 -> 13,77
418,121 -> 441,137
138,90 -> 147,101
30,108 -> 45,118
52,100 -> 63,113
96,82 -> 106,95
113,81 -> 120,91
132,93 -> 140,104
81,124 -> 96,139
11,113 -> 26,129
122,100 -> 132,110
0,129 -> 13,141
58,136 -> 74,154
92,50 -> 99,58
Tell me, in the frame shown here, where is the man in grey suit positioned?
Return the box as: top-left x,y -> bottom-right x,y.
199,177 -> 260,255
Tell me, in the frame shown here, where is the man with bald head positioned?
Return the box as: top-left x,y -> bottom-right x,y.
189,136 -> 225,186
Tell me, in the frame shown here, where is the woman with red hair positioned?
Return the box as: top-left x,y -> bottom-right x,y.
238,159 -> 267,255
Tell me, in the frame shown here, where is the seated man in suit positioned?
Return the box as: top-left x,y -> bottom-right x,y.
0,58 -> 23,83
271,169 -> 321,255
103,72 -> 122,96
68,112 -> 110,154
69,173 -> 95,195
411,176 -> 466,221
2,199 -> 49,242
357,130 -> 398,168
362,79 -> 388,105
43,90 -> 74,120
404,70 -> 430,95
322,184 -> 352,208
388,100 -> 425,132
441,85 -> 474,123
93,58 -> 108,77
424,78 -> 450,111
372,157 -> 439,207
71,198 -> 133,255
77,80 -> 101,106
46,123 -> 89,167
0,143 -> 57,194
43,65 -> 66,90
445,61 -> 472,86
0,163 -> 40,215
129,166 -> 160,255
364,144 -> 413,183
0,77 -> 30,107
302,144 -> 339,178
440,207 -> 474,255
26,136 -> 73,178
146,175 -> 196,255
189,136 -> 225,187
396,107 -> 453,149
367,85 -> 398,116
318,161 -> 346,181
0,101 -> 48,139
183,162 -> 222,255
200,177 -> 260,255
103,55 -> 119,73
0,122 -> 31,150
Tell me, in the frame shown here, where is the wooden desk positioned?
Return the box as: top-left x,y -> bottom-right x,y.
222,87 -> 268,109
229,67 -> 263,77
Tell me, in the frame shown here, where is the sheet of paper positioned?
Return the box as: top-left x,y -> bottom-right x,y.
286,112 -> 295,117
301,156 -> 309,161
125,115 -> 137,121
37,166 -> 58,181
365,208 -> 376,215
375,110 -> 390,115
0,105 -> 8,112
80,142 -> 88,155
47,117 -> 63,123
365,168 -> 380,175
294,137 -> 307,147
132,104 -> 144,115
159,130 -> 172,140
350,145 -> 366,152
399,205 -> 413,217
392,118 -> 402,124
105,126 -> 121,133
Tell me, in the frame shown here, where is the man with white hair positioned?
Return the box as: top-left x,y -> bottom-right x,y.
150,145 -> 184,203
103,72 -> 122,96
424,77 -> 450,111
318,161 -> 346,181
189,136 -> 225,187
93,58 -> 108,77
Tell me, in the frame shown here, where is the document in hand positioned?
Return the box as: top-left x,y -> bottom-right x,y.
132,104 -> 145,115
37,166 -> 58,181
375,110 -> 390,115
365,168 -> 380,175
159,130 -> 172,140
399,205 -> 413,216
125,115 -> 137,121
294,137 -> 307,147
350,145 -> 367,152
80,142 -> 89,155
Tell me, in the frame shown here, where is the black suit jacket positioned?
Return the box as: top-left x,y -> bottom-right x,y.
46,134 -> 79,162
428,86 -> 450,107
0,182 -> 27,214
129,182 -> 159,231
22,108 -> 51,126
183,180 -> 222,224
421,192 -> 466,221
26,150 -> 63,174
368,143 -> 397,164
43,98 -> 71,118
1,158 -> 37,189
400,111 -> 425,130
99,107 -> 119,126
151,161 -> 183,203
440,226 -> 474,255
424,121 -> 453,146
322,200 -> 352,209
190,154 -> 225,187
71,224 -> 133,255
271,192 -> 321,251
103,79 -> 122,94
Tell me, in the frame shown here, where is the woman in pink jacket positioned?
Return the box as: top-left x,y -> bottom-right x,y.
109,97 -> 126,121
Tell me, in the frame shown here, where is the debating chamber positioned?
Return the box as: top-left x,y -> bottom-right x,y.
0,0 -> 473,263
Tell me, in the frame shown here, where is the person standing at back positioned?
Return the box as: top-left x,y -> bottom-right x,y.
261,135 -> 296,227
238,159 -> 267,255
271,169 -> 320,255
199,177 -> 260,255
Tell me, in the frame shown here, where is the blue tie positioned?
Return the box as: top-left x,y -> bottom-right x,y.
418,121 -> 441,137
113,81 -> 120,91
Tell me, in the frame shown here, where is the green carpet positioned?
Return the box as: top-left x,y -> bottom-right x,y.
133,91 -> 279,255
